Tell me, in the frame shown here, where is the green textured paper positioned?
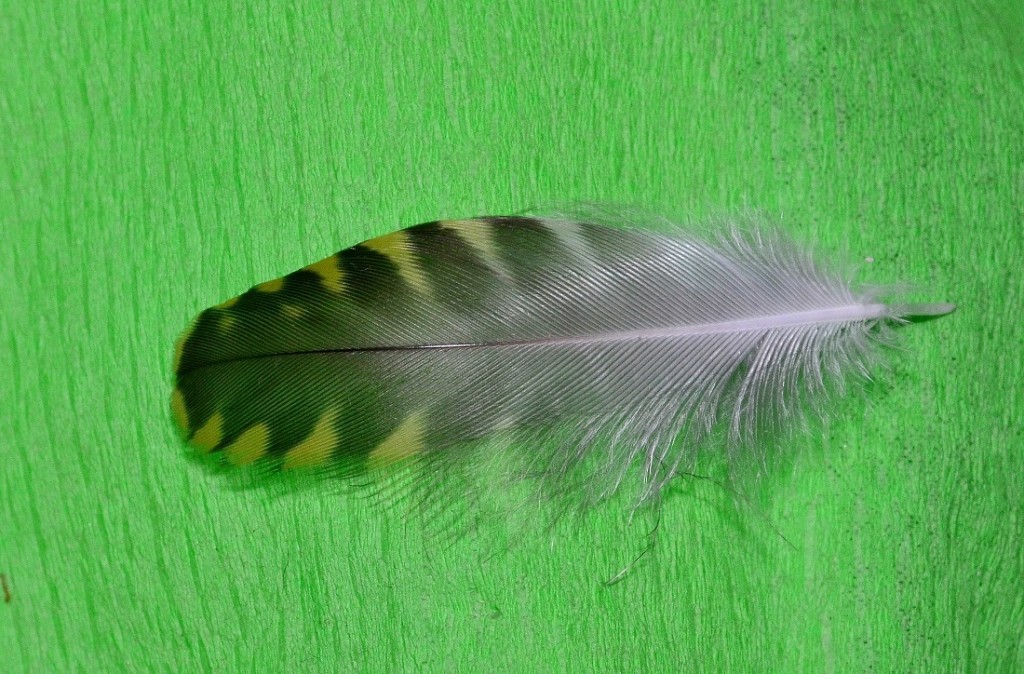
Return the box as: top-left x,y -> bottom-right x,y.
3,2 -> 1021,672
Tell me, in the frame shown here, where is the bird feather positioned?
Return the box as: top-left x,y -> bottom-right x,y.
171,213 -> 954,510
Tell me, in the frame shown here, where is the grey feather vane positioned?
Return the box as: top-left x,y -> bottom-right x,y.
171,212 -> 954,511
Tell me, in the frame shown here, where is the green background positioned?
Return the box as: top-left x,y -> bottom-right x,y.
3,1 -> 1022,672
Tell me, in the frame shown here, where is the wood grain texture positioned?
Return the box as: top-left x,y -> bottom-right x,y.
2,1 -> 1021,672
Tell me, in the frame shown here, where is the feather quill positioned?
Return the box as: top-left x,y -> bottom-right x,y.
171,213 -> 953,510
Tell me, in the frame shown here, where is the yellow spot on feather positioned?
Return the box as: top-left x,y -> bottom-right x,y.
439,219 -> 509,276
362,230 -> 431,295
224,423 -> 270,466
215,295 -> 239,309
282,409 -> 339,470
367,410 -> 426,471
170,388 -> 189,432
192,412 -> 224,452
218,314 -> 237,332
303,255 -> 345,293
256,278 -> 284,293
282,304 -> 306,319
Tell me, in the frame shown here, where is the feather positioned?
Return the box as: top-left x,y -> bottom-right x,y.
170,213 -> 954,510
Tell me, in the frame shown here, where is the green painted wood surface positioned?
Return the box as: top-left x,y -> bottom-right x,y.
3,1 -> 1022,671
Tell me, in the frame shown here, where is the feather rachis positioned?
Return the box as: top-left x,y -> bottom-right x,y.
171,213 -> 953,512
